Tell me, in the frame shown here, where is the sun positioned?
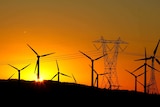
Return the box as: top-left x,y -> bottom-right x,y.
35,77 -> 44,83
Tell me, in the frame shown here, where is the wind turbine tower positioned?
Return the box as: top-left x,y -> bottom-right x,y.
93,36 -> 128,90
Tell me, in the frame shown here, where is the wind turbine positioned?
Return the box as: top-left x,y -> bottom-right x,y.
133,48 -> 160,94
125,69 -> 145,92
51,60 -> 71,82
93,68 -> 108,88
8,64 -> 30,81
27,44 -> 55,81
136,39 -> 160,94
79,50 -> 107,87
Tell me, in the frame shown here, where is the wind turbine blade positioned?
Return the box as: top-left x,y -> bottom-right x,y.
34,60 -> 38,73
134,56 -> 152,61
40,52 -> 55,57
99,72 -> 108,75
89,64 -> 97,74
137,71 -> 145,77
147,83 -> 153,87
137,80 -> 143,86
20,64 -> 30,71
94,77 -> 97,86
27,44 -> 39,56
134,58 -> 144,61
56,60 -> 59,72
51,73 -> 58,80
8,73 -> 15,80
147,64 -> 160,72
125,69 -> 135,76
72,74 -> 77,83
145,47 -> 147,59
153,39 -> 160,56
132,64 -> 144,73
94,53 -> 107,61
79,51 -> 92,60
60,72 -> 71,77
155,58 -> 160,64
8,64 -> 19,71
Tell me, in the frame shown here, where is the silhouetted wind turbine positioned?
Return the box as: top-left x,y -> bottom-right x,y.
27,44 -> 55,80
51,60 -> 71,82
93,68 -> 108,88
134,48 -> 160,94
125,69 -> 145,92
79,50 -> 107,87
8,64 -> 30,81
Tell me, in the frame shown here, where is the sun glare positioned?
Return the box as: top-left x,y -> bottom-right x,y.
35,77 -> 44,83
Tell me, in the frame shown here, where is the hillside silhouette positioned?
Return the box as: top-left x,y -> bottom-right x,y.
0,79 -> 159,105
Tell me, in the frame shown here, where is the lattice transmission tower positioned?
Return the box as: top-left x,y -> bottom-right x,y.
93,36 -> 128,90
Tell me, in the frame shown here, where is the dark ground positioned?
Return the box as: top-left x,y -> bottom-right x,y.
0,79 -> 159,105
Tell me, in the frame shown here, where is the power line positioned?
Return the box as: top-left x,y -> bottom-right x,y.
0,50 -> 103,66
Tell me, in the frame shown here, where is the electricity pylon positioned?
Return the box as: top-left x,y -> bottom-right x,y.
93,36 -> 128,90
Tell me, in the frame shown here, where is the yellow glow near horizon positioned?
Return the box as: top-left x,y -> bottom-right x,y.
35,77 -> 44,82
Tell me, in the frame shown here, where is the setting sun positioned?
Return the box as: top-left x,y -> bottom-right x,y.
35,77 -> 44,83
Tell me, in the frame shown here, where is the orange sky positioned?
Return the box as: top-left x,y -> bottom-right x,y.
0,0 -> 160,93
